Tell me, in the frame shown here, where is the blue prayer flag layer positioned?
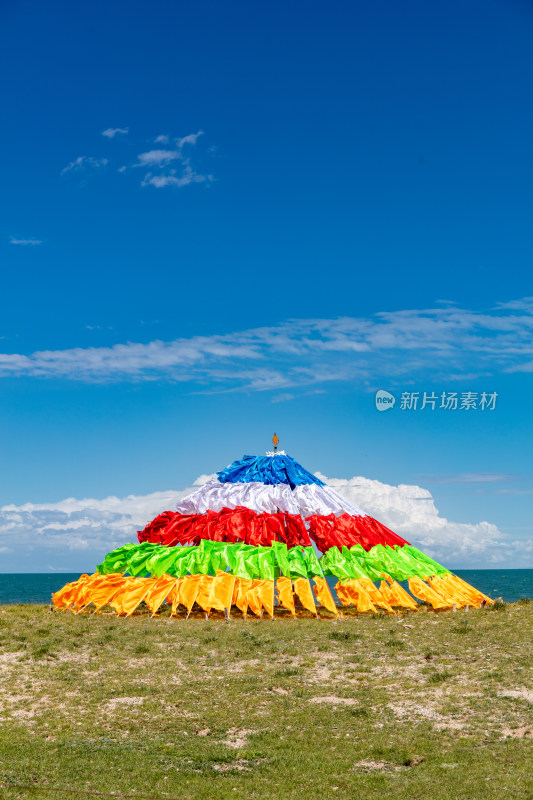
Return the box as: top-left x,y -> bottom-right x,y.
216,454 -> 325,488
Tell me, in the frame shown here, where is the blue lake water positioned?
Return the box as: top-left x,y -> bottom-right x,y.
0,569 -> 531,605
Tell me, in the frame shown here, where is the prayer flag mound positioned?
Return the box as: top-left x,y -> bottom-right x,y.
53,451 -> 492,617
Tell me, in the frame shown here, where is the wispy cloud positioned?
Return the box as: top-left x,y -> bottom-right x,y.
101,127 -> 129,138
141,162 -> 213,188
135,149 -> 182,167
271,388 -> 326,404
132,130 -> 209,189
271,393 -> 295,403
496,297 -> 533,311
61,156 -> 108,175
422,473 -> 516,484
506,359 -> 533,373
1,473 -> 528,569
487,488 -> 533,495
176,130 -> 203,147
62,129 -> 211,190
0,299 -> 532,388
10,237 -> 43,246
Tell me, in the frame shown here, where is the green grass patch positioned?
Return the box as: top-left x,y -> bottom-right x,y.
0,601 -> 530,800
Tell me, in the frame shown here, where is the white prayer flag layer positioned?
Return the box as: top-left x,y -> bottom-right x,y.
175,479 -> 366,518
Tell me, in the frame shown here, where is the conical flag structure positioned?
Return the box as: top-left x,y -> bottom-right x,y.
52,450 -> 492,617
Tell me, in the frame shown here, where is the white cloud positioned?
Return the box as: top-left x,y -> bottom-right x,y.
176,130 -> 203,147
323,473 -> 513,566
0,473 -> 527,570
0,490 -> 191,556
271,393 -> 295,403
422,473 -> 515,484
132,131 -> 208,188
61,156 -> 108,175
0,299 -> 532,387
63,129 -> 210,190
141,162 -> 213,189
496,297 -> 533,311
489,488 -> 533,495
101,127 -> 129,138
506,360 -> 533,374
135,149 -> 183,167
10,237 -> 43,246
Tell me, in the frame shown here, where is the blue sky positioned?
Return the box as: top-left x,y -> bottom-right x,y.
0,0 -> 532,571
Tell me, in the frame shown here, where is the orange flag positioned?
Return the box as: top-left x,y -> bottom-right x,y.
74,574 -> 105,612
380,579 -> 418,610
232,577 -> 252,615
167,578 -> 185,615
89,574 -> 128,612
444,574 -> 492,605
408,577 -> 448,610
179,574 -> 203,613
257,580 -> 275,618
312,577 -> 338,616
358,577 -> 394,613
351,580 -> 377,613
144,575 -> 177,615
378,579 -> 395,605
335,580 -> 376,613
438,574 -> 472,604
52,576 -> 90,610
335,581 -> 353,607
293,577 -> 317,615
208,571 -> 236,612
276,576 -> 295,615
245,580 -> 264,617
193,575 -> 215,613
427,576 -> 466,608
116,579 -> 153,617
108,578 -> 138,615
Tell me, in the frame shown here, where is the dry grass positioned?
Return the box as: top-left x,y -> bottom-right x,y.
0,601 -> 531,799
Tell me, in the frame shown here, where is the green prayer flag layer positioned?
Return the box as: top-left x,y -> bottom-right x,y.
97,540 -> 449,583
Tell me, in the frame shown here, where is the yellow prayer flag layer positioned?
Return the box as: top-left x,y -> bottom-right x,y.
52,571 -> 492,618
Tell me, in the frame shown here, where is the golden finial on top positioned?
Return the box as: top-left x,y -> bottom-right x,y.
272,433 -> 279,452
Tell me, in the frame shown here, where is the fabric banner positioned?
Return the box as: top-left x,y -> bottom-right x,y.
312,577 -> 338,615
52,570 -> 492,616
52,451 -> 493,619
98,540 -> 450,584
176,479 -> 366,517
216,454 -> 325,488
138,508 -> 408,551
276,576 -> 296,615
138,507 -> 313,548
293,577 -> 317,615
307,514 -> 408,551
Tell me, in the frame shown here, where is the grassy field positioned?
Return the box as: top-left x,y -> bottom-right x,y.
0,601 -> 531,800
